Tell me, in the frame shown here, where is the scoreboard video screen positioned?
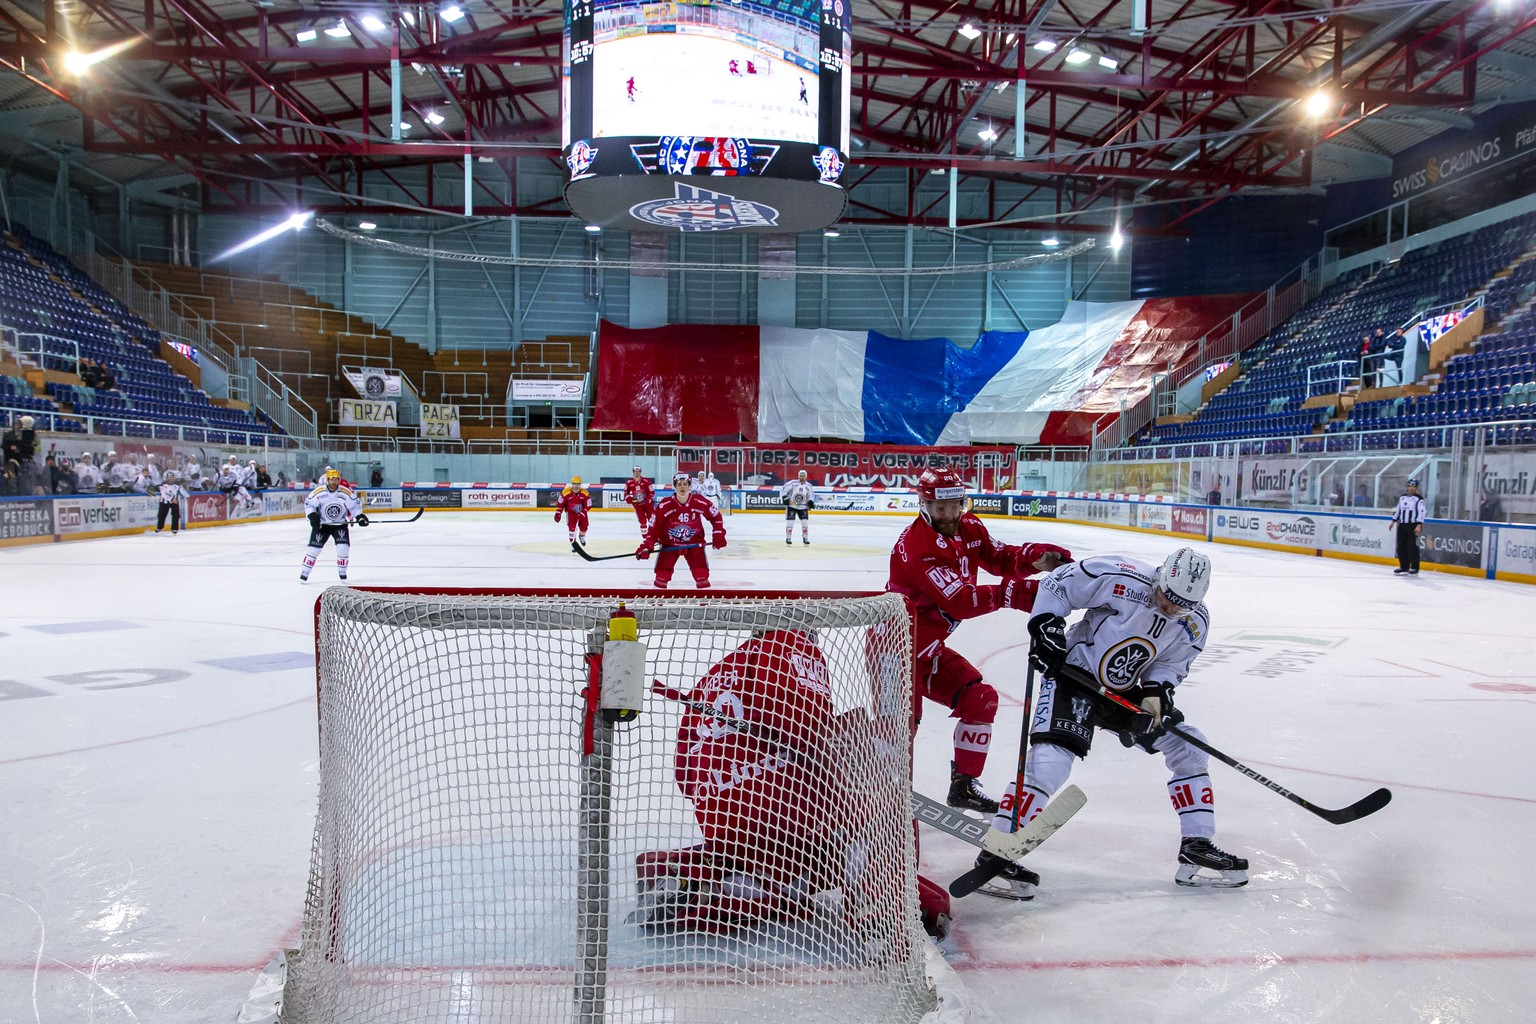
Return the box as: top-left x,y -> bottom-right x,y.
563,0 -> 851,233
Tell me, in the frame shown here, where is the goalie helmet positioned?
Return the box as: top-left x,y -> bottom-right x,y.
1156,547 -> 1211,609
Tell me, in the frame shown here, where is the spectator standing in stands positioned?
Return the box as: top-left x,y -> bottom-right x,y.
1,459 -> 20,497
3,414 -> 35,475
78,358 -> 101,389
1386,328 -> 1407,385
97,363 -> 117,390
75,452 -> 102,493
1358,333 -> 1376,389
1389,478 -> 1427,576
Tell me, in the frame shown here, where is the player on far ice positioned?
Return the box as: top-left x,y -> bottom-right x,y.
555,475 -> 592,546
697,470 -> 727,515
981,548 -> 1249,898
623,465 -> 655,535
779,469 -> 816,545
300,469 -> 367,583
746,60 -> 757,74
627,76 -> 637,101
634,629 -> 935,946
883,467 -> 1072,818
729,59 -> 741,76
637,472 -> 725,589
799,77 -> 808,104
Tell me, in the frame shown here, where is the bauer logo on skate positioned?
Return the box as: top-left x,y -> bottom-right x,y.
1100,638 -> 1155,690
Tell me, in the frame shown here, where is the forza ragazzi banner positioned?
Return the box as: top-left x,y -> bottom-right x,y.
676,443 -> 1017,490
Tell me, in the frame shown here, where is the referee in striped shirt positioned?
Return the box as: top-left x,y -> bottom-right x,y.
1389,477 -> 1427,575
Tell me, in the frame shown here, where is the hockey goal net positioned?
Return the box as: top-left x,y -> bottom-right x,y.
284,587 -> 936,1024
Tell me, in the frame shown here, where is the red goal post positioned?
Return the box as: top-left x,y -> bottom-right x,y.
286,587 -> 941,1024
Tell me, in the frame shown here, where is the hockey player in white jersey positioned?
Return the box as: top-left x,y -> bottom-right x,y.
984,548 -> 1248,895
779,469 -> 816,545
697,471 -> 727,515
300,469 -> 367,582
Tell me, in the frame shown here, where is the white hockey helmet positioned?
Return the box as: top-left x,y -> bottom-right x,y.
1155,548 -> 1211,609
672,471 -> 691,487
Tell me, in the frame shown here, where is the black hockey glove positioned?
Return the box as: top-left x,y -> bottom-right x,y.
354,513 -> 369,527
308,511 -> 321,529
1026,614 -> 1067,675
807,500 -> 815,509
1119,684 -> 1182,752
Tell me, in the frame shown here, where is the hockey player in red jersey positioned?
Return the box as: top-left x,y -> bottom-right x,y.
623,466 -> 655,534
636,472 -> 725,589
635,629 -> 936,943
555,476 -> 592,545
885,467 -> 1073,813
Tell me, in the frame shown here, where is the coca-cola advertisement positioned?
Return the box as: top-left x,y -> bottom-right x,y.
187,493 -> 228,524
677,443 -> 1017,490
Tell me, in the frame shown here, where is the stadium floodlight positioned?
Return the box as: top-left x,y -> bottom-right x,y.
1032,38 -> 1058,52
1110,225 -> 1125,251
1098,54 -> 1119,70
1065,48 -> 1092,64
441,5 -> 466,23
324,20 -> 351,38
295,27 -> 319,41
211,211 -> 312,263
61,39 -> 140,75
977,126 -> 999,142
956,22 -> 982,40
359,222 -> 378,231
584,224 -> 602,233
1041,236 -> 1061,247
823,228 -> 841,238
361,14 -> 387,32
1305,90 -> 1334,119
425,111 -> 446,126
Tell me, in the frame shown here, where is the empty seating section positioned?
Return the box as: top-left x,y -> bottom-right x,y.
1132,209 -> 1536,452
0,223 -> 276,444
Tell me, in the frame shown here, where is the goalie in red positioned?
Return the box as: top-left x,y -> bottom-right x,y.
636,472 -> 725,589
883,467 -> 1073,813
555,475 -> 591,546
635,629 -> 945,944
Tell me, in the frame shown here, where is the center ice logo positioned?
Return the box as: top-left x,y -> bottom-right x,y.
630,184 -> 779,232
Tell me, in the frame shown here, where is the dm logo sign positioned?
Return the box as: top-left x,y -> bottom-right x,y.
630,184 -> 779,232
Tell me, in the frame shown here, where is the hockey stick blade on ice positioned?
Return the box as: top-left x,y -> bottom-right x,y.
1062,666 -> 1392,826
947,785 -> 1086,898
571,541 -> 703,562
363,508 -> 424,524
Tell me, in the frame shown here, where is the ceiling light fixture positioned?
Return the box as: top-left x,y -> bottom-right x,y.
441,5 -> 466,23
323,20 -> 351,38
1033,38 -> 1057,52
978,126 -> 999,142
358,221 -> 378,231
1097,54 -> 1119,70
1305,90 -> 1334,119
361,14 -> 386,32
1041,236 -> 1061,247
295,27 -> 318,41
1110,225 -> 1124,251
425,111 -> 446,126
1065,48 -> 1092,65
957,22 -> 982,41
584,224 -> 602,233
824,228 -> 841,237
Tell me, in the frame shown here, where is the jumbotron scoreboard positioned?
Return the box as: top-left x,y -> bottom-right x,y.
563,0 -> 851,233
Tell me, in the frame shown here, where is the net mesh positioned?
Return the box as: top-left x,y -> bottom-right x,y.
287,589 -> 932,1024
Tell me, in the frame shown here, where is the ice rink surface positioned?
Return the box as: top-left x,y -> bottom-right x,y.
2,508 -> 1533,1023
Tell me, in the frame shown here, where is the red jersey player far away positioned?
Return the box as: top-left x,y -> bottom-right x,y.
624,466 -> 656,534
555,476 -> 592,546
885,467 -> 1073,813
637,472 -> 726,588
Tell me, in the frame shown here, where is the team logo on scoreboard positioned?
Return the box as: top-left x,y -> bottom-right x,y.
566,140 -> 598,179
812,146 -> 845,183
630,184 -> 780,232
630,137 -> 779,177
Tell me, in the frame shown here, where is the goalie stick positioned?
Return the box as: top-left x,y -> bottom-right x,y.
945,785 -> 1088,898
571,540 -> 702,562
1056,664 -> 1392,826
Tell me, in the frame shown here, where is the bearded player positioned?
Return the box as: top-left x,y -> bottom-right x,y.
884,467 -> 1072,813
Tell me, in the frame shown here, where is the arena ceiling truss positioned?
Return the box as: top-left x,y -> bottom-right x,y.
0,0 -> 1533,235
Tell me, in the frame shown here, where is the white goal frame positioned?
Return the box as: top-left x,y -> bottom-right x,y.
283,586 -> 942,1024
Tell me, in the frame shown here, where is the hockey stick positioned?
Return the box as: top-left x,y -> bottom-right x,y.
360,508 -> 424,524
1059,665 -> 1392,826
652,679 -> 1081,863
571,541 -> 702,563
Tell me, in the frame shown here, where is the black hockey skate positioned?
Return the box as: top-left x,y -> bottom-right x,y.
972,851 -> 1040,901
1175,837 -> 1249,888
947,762 -> 999,815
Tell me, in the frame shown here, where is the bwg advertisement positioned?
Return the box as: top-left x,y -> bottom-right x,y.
1,500 -> 53,541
